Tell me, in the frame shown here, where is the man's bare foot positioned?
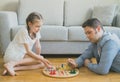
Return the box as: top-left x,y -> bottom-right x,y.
4,62 -> 16,76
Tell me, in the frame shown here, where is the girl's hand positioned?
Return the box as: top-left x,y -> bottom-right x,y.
43,59 -> 53,68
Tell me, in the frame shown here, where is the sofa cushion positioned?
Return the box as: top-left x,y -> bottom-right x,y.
64,0 -> 94,26
18,0 -> 64,25
68,27 -> 88,41
103,26 -> 120,39
11,25 -> 68,41
92,5 -> 116,26
68,26 -> 120,41
41,25 -> 68,41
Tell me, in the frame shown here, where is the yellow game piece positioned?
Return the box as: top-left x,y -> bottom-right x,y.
65,64 -> 72,71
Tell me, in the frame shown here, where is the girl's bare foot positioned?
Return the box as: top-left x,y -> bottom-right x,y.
4,62 -> 16,76
2,69 -> 7,76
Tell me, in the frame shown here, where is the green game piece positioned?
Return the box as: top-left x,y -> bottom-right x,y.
69,69 -> 76,74
61,64 -> 64,68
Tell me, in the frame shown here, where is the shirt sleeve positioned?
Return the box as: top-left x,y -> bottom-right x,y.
17,28 -> 29,44
75,43 -> 94,68
87,40 -> 119,74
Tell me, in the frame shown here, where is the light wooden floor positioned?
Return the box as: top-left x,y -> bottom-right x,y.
0,55 -> 120,82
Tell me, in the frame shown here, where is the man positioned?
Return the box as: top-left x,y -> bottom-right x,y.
68,18 -> 120,74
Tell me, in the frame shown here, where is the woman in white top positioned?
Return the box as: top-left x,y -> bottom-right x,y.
3,12 -> 52,76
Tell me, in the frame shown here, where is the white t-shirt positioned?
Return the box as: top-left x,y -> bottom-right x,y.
4,27 -> 41,63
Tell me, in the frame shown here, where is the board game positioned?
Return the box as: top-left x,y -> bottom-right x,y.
43,64 -> 79,78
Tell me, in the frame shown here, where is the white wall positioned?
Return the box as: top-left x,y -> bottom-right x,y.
0,0 -> 119,11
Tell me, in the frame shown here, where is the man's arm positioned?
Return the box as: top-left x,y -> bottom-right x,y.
75,44 -> 94,68
87,40 -> 119,74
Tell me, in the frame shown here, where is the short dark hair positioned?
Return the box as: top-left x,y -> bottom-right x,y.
82,18 -> 104,30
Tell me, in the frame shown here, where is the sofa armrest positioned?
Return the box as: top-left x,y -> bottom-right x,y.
116,13 -> 120,27
0,11 -> 18,53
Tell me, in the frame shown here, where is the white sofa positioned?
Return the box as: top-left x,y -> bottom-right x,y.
0,0 -> 120,55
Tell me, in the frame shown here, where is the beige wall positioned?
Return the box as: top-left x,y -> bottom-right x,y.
0,0 -> 18,11
94,0 -> 119,6
0,0 -> 119,11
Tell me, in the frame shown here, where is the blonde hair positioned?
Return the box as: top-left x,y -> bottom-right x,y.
26,12 -> 43,38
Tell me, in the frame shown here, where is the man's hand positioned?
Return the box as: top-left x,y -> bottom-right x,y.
67,58 -> 78,69
84,59 -> 91,67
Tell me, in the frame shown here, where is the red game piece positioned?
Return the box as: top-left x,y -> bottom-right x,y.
49,69 -> 56,75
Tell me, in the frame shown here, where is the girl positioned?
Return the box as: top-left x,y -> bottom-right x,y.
3,12 -> 52,76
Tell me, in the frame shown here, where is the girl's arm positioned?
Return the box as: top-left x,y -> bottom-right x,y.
35,39 -> 41,55
24,43 -> 43,60
23,43 -> 52,68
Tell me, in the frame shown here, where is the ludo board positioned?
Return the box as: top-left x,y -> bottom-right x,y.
43,64 -> 79,78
